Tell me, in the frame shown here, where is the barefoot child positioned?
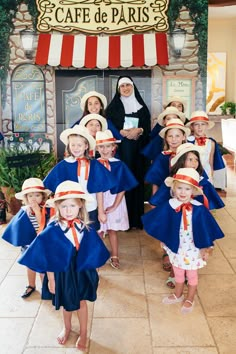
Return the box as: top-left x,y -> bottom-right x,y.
2,178 -> 51,298
18,181 -> 110,350
142,168 -> 224,313
96,130 -> 138,269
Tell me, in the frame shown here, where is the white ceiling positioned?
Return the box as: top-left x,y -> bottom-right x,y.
209,5 -> 236,18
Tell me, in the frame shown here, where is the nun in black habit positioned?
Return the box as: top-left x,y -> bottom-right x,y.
106,76 -> 151,229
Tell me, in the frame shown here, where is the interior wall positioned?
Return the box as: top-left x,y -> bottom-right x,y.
208,17 -> 236,102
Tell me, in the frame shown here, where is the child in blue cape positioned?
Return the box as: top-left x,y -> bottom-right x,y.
186,111 -> 226,190
43,125 -> 116,230
142,106 -> 186,161
142,168 -> 224,314
18,180 -> 110,351
2,178 -> 51,298
95,129 -> 138,269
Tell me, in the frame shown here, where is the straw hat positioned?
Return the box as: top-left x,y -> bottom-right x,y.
186,111 -> 215,129
15,178 -> 51,200
60,125 -> 96,151
79,113 -> 108,132
159,118 -> 191,138
46,181 -> 93,207
157,107 -> 186,126
96,130 -> 121,146
170,143 -> 201,167
164,96 -> 187,111
80,91 -> 107,111
165,168 -> 203,195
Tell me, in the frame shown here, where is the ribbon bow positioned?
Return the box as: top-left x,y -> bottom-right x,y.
163,150 -> 176,157
175,202 -> 193,231
76,157 -> 90,180
98,158 -> 110,170
195,136 -> 207,146
64,218 -> 81,250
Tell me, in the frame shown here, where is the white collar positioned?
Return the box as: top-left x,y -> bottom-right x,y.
169,198 -> 201,209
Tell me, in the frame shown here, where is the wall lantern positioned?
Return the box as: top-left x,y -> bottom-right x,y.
20,27 -> 36,59
170,26 -> 187,58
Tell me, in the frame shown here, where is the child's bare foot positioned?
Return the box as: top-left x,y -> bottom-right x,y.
57,327 -> 71,345
75,335 -> 87,352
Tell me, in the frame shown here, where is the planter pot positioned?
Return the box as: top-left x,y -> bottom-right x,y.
1,186 -> 22,215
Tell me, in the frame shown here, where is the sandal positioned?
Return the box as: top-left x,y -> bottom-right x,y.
181,299 -> 194,314
162,293 -> 184,304
162,253 -> 172,272
21,285 -> 36,298
166,276 -> 175,289
109,256 -> 120,269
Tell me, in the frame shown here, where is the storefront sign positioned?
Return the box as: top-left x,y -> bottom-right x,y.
36,0 -> 169,34
11,64 -> 46,133
163,77 -> 196,118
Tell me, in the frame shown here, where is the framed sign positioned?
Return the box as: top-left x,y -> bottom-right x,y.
163,77 -> 195,118
11,64 -> 46,133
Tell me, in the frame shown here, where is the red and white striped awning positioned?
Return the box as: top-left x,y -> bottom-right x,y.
35,33 -> 169,69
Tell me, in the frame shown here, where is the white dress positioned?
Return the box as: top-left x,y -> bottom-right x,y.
163,199 -> 206,270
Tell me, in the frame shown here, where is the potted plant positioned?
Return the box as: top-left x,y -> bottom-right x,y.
0,137 -> 56,214
220,102 -> 236,116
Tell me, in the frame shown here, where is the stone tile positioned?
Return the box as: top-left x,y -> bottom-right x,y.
24,349 -> 82,354
0,259 -> 15,283
0,318 -> 34,354
198,274 -> 236,316
148,294 -> 214,347
28,300 -> 94,348
0,238 -> 20,260
208,317 -> 236,354
94,275 -> 147,318
90,318 -> 152,354
229,258 -> 236,272
99,254 -> 143,276
8,261 -> 26,275
216,235 -> 236,258
153,348 -> 218,354
0,275 -> 42,317
215,218 -> 236,234
143,260 -> 171,294
198,243 -> 234,275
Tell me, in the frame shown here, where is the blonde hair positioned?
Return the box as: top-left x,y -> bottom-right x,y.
52,198 -> 91,229
65,134 -> 91,159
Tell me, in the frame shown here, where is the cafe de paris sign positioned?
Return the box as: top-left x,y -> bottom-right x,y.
36,0 -> 169,34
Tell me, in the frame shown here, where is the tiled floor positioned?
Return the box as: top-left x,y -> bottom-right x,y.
0,154 -> 235,354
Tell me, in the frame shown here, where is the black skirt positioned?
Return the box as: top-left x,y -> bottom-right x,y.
42,248 -> 99,311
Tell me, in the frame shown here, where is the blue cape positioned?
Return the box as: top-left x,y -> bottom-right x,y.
108,160 -> 138,194
144,153 -> 170,186
18,222 -> 110,272
187,137 -> 225,171
150,177 -> 225,210
43,159 -> 116,193
142,201 -> 224,253
141,134 -> 163,161
2,208 -> 50,246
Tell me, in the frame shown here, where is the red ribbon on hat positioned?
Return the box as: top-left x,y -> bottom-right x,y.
175,202 -> 193,230
173,174 -> 199,188
98,158 -> 110,170
63,218 -> 81,250
195,136 -> 207,146
76,157 -> 90,180
23,186 -> 46,191
96,138 -> 116,144
54,191 -> 85,199
190,116 -> 209,123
